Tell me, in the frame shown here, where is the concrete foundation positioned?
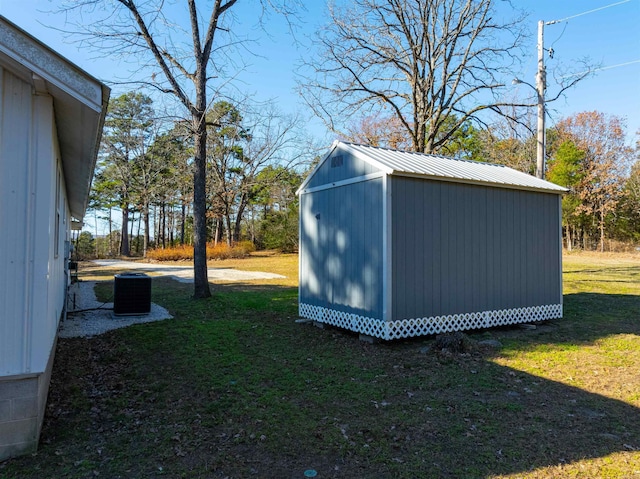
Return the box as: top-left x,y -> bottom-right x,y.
0,337 -> 56,462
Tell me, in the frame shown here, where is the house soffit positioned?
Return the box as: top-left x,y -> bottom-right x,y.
0,18 -> 103,112
0,16 -> 110,221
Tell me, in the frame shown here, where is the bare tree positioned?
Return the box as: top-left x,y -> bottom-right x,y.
64,0 -> 298,298
299,0 -> 591,155
627,135 -> 640,220
478,102 -> 538,173
622,156 -> 640,240
299,0 -> 530,153
343,113 -> 412,150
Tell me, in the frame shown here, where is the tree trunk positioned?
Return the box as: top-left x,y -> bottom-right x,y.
214,218 -> 224,245
154,205 -> 159,249
600,209 -> 605,253
143,201 -> 150,257
120,203 -> 130,256
131,211 -> 136,255
180,202 -> 186,245
234,194 -> 247,244
160,202 -> 166,248
583,230 -> 588,250
94,212 -> 100,258
192,109 -> 211,298
225,214 -> 233,246
108,208 -> 113,256
578,227 -> 583,250
169,206 -> 174,246
250,205 -> 256,243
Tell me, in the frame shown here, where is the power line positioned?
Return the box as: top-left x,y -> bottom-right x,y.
592,59 -> 640,72
561,59 -> 640,78
547,0 -> 632,25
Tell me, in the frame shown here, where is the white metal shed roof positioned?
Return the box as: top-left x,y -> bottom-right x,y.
300,141 -> 567,194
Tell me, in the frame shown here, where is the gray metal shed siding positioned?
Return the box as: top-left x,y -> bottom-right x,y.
390,176 -> 562,320
299,178 -> 384,318
305,152 -> 379,189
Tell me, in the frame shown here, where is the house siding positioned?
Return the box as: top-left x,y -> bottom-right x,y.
0,66 -> 34,376
30,95 -> 66,375
0,65 -> 68,463
390,176 -> 562,320
0,67 -> 65,375
299,178 -> 384,318
1,16 -> 109,461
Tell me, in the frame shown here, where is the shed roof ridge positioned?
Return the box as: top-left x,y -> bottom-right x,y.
334,140 -> 567,194
338,140 -> 507,168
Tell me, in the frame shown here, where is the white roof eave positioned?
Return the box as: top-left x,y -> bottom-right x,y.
0,15 -> 110,221
340,142 -> 568,195
392,171 -> 569,194
297,141 -> 567,197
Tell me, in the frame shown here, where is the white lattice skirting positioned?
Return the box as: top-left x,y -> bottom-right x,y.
299,303 -> 563,340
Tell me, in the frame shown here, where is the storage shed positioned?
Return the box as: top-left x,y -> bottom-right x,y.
0,16 -> 109,460
297,141 -> 566,340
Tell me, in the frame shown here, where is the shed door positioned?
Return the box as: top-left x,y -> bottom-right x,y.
300,179 -> 384,318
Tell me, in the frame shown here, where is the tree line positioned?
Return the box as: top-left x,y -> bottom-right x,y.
86,93 -> 640,262
86,92 -> 307,259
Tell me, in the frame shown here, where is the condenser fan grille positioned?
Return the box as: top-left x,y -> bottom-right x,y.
113,273 -> 152,316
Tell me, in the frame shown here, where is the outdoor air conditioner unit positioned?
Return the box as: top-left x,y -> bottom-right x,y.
113,273 -> 152,316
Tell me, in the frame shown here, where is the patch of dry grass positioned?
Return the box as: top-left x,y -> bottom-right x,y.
146,241 -> 256,261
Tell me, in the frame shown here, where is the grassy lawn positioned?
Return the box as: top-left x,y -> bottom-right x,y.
1,251 -> 639,478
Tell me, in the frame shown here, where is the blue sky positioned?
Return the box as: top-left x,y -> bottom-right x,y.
1,0 -> 638,142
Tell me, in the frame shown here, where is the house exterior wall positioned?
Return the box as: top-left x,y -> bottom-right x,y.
299,149 -> 385,322
0,338 -> 57,460
0,66 -> 33,377
390,175 -> 562,321
0,66 -> 67,460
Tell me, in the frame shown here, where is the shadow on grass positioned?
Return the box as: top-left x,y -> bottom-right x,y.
481,292 -> 640,353
563,292 -> 640,335
1,280 -> 639,478
369,359 -> 640,478
565,265 -> 640,275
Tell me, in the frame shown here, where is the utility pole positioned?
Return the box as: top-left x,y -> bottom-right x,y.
527,1 -> 630,179
536,20 -> 546,180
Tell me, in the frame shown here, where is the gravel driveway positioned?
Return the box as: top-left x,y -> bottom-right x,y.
92,259 -> 285,283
